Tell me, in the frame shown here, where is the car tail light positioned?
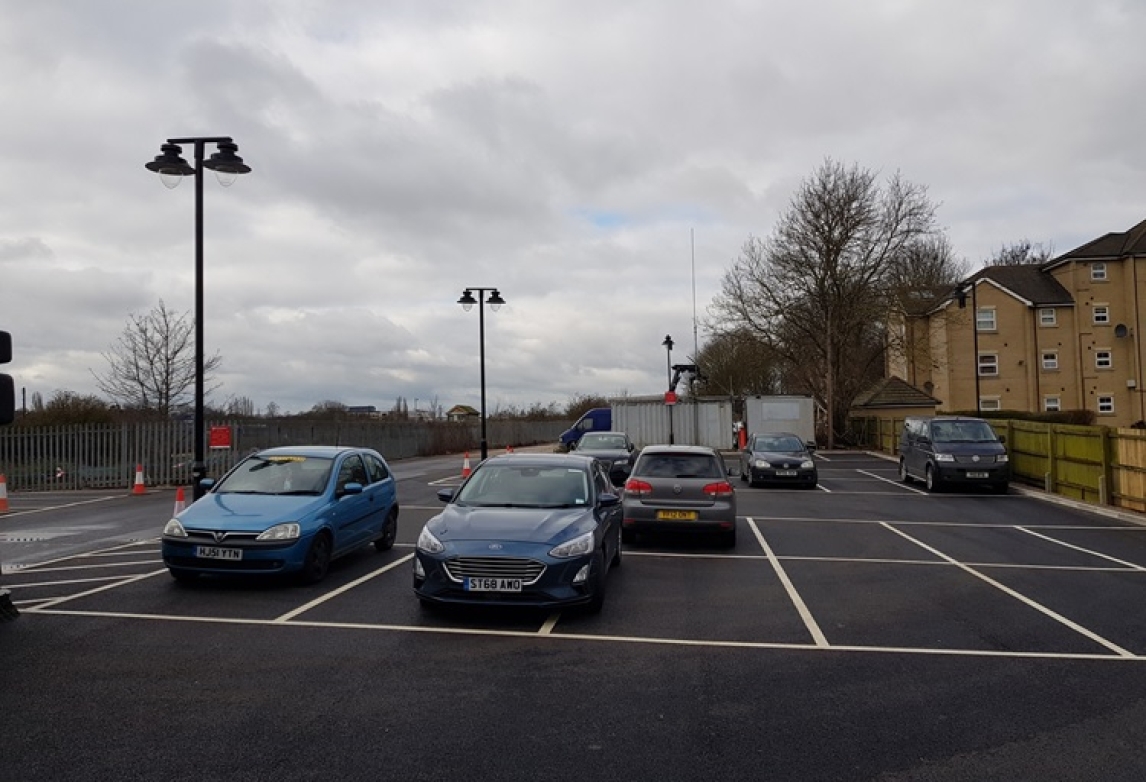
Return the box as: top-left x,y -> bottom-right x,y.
703,481 -> 734,498
625,478 -> 653,496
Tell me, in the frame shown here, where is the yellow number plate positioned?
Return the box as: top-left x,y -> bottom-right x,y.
656,510 -> 699,521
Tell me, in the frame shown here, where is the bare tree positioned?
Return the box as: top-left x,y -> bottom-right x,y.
988,239 -> 1054,266
709,159 -> 950,446
92,300 -> 221,416
692,328 -> 782,397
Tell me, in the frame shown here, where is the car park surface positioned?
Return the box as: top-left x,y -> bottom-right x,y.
6,448 -> 1146,780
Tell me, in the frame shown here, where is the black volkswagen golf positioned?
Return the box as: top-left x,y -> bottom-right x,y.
739,432 -> 818,489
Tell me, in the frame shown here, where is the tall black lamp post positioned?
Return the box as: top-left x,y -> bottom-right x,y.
663,334 -> 675,445
458,287 -> 505,462
146,137 -> 251,499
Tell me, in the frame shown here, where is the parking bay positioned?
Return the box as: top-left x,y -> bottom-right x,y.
10,451 -> 1146,661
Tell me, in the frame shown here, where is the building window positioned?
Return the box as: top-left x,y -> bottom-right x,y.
1041,351 -> 1059,371
979,397 -> 1001,412
1093,305 -> 1110,324
1039,308 -> 1057,326
1044,396 -> 1061,412
1096,350 -> 1113,369
976,307 -> 997,331
978,353 -> 999,376
1098,395 -> 1114,414
1091,263 -> 1107,281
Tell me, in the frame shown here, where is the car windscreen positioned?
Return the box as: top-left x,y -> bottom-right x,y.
931,421 -> 999,443
455,464 -> 590,508
578,434 -> 627,450
753,436 -> 803,452
635,453 -> 723,479
215,455 -> 333,495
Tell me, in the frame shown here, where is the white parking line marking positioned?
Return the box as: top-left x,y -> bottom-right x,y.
24,568 -> 170,611
747,517 -> 829,647
4,559 -> 165,574
856,469 -> 928,494
0,495 -> 121,518
24,607 -> 1146,662
539,613 -> 560,634
882,522 -> 1135,657
1016,527 -> 1146,571
275,554 -> 414,622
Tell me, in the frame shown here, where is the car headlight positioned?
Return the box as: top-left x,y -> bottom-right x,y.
163,519 -> 187,537
754,459 -> 768,468
550,531 -> 594,559
800,460 -> 815,469
417,527 -> 445,554
996,454 -> 1009,463
256,522 -> 301,541
935,453 -> 956,462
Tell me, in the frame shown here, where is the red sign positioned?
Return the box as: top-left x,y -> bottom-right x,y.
208,425 -> 233,449
664,391 -> 678,406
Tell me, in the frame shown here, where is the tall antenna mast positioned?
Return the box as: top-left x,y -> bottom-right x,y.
691,228 -> 699,360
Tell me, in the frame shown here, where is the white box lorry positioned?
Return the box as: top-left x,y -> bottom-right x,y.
743,395 -> 816,445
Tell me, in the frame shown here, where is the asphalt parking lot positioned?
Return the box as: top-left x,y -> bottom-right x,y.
5,450 -> 1146,780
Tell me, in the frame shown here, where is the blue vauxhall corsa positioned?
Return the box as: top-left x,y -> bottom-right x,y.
161,445 -> 399,585
413,453 -> 622,613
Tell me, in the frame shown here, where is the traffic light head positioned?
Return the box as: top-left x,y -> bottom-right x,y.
1,330 -> 13,426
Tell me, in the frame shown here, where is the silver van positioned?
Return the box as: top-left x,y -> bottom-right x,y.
898,416 -> 1009,493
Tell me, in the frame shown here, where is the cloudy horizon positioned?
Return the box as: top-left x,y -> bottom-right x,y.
3,0 -> 1144,415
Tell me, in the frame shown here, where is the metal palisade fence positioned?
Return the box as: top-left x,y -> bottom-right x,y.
0,418 -> 568,492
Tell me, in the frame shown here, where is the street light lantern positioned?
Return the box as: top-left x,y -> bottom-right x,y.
459,287 -> 505,462
203,141 -> 251,187
145,143 -> 194,189
145,136 -> 251,500
663,334 -> 675,444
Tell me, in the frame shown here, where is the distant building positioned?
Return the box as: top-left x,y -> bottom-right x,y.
446,404 -> 480,422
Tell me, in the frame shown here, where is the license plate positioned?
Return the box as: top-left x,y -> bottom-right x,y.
195,546 -> 242,561
775,470 -> 798,477
465,577 -> 522,592
656,510 -> 699,521
966,471 -> 989,479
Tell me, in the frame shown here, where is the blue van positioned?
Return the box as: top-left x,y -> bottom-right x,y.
559,407 -> 612,450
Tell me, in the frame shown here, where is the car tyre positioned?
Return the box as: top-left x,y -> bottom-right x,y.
610,525 -> 622,568
925,465 -> 942,493
299,532 -> 333,584
739,462 -> 748,482
584,551 -> 607,615
374,508 -> 398,552
899,459 -> 913,483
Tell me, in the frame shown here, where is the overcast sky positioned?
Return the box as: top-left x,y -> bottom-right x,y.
3,0 -> 1144,416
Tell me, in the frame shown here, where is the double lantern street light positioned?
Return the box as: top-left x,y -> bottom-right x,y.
145,137 -> 251,500
458,288 -> 505,462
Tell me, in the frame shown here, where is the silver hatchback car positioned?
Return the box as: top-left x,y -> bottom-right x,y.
621,445 -> 737,547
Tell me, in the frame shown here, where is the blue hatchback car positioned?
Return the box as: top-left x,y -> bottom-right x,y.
161,445 -> 399,584
413,453 -> 622,613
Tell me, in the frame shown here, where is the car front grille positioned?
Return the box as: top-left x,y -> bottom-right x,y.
443,556 -> 546,585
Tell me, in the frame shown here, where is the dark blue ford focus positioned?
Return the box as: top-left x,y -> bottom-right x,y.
161,445 -> 399,585
413,453 -> 622,613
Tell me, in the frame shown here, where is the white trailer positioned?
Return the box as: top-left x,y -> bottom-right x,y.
610,395 -> 734,450
743,395 -> 816,445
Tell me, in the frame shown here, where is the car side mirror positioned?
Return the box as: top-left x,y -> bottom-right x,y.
805,442 -> 816,452
339,481 -> 364,497
437,487 -> 456,503
998,435 -> 1006,445
599,492 -> 620,507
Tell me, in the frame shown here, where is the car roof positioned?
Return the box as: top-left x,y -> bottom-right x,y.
256,445 -> 369,458
636,444 -> 718,456
482,453 -> 595,469
580,431 -> 628,437
750,431 -> 801,439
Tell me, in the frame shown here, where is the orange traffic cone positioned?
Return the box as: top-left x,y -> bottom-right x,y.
132,464 -> 146,495
172,486 -> 186,515
0,474 -> 9,513
461,452 -> 472,478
